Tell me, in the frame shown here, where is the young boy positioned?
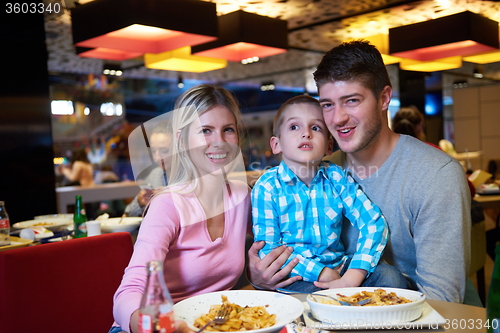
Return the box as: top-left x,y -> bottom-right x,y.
251,95 -> 407,292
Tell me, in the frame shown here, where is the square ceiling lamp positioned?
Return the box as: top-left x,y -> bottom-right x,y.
71,0 -> 218,60
76,47 -> 142,61
389,11 -> 499,61
399,56 -> 462,72
463,49 -> 500,64
191,10 -> 288,62
144,47 -> 227,73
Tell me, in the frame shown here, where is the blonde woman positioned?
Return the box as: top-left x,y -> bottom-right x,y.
110,85 -> 251,333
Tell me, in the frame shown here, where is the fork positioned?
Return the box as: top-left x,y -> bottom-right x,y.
196,305 -> 230,333
276,288 -> 370,306
309,293 -> 371,306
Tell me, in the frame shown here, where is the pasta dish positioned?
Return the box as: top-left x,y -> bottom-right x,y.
193,295 -> 276,331
314,288 -> 412,306
31,222 -> 56,227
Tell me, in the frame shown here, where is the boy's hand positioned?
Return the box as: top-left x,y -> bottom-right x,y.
247,241 -> 302,290
317,267 -> 341,282
314,268 -> 367,289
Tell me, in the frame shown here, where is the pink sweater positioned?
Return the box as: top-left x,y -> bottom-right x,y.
112,180 -> 251,332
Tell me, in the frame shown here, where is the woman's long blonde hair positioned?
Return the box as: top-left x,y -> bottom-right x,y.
166,84 -> 245,193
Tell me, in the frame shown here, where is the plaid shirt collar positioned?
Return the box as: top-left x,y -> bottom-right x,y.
276,160 -> 328,185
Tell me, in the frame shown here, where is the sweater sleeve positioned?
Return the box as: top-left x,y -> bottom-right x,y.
412,161 -> 470,302
113,193 -> 180,332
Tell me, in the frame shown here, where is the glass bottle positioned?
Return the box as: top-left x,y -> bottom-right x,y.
73,195 -> 87,238
487,242 -> 500,333
0,201 -> 10,246
139,260 -> 175,333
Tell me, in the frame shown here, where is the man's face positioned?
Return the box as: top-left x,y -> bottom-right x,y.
318,80 -> 390,154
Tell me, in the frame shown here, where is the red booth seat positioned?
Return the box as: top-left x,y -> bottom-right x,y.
0,232 -> 133,333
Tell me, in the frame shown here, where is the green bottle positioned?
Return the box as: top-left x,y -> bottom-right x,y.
73,195 -> 87,238
487,242 -> 500,333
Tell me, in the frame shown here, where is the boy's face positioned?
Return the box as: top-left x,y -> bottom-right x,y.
270,103 -> 331,170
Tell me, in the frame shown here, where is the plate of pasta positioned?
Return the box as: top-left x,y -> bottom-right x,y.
307,287 -> 426,325
173,290 -> 304,333
13,217 -> 72,232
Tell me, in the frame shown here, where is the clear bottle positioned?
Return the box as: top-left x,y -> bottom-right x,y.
487,242 -> 500,333
73,195 -> 87,238
0,201 -> 10,246
139,260 -> 175,333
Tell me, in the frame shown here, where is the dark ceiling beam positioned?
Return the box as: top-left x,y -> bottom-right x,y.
288,0 -> 420,32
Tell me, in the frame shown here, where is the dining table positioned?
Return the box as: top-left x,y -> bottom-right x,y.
283,299 -> 487,333
238,284 -> 488,333
475,193 -> 500,227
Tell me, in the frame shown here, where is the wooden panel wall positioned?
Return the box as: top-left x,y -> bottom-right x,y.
453,85 -> 500,171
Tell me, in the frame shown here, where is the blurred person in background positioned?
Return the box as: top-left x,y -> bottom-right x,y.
124,120 -> 172,217
58,147 -> 95,187
392,106 -> 441,150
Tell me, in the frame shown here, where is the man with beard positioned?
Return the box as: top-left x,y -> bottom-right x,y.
248,40 -> 475,305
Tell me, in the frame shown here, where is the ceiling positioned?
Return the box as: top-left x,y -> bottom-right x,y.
45,0 -> 500,91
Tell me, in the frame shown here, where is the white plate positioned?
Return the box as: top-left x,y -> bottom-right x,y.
174,290 -> 304,333
34,214 -> 73,220
13,217 -> 72,232
100,217 -> 142,233
302,301 -> 446,330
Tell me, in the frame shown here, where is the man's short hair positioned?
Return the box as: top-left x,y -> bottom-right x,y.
273,95 -> 322,137
313,40 -> 391,100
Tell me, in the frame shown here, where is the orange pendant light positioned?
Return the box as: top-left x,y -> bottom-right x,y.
389,11 -> 499,61
191,10 -> 288,62
71,0 -> 218,58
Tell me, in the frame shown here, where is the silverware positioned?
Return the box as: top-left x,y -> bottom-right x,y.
196,305 -> 230,333
276,288 -> 370,306
118,213 -> 126,224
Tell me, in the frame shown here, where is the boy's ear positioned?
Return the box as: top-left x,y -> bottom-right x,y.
325,137 -> 334,156
270,136 -> 282,155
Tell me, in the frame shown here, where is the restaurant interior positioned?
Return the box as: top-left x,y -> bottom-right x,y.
1,0 -> 500,330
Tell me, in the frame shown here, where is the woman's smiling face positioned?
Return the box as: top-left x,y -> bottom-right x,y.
186,105 -> 239,176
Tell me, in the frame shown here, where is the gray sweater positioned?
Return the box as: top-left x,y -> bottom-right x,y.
326,135 -> 471,303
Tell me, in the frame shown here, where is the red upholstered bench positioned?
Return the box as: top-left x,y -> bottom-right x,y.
0,232 -> 133,333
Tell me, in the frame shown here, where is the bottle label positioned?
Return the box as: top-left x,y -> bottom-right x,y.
80,209 -> 86,215
78,223 -> 87,232
139,314 -> 153,333
159,310 -> 175,333
0,219 -> 9,228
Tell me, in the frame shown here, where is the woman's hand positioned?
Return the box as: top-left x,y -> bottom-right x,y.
130,311 -> 194,333
247,241 -> 302,290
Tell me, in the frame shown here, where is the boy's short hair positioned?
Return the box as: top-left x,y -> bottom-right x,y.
273,95 -> 322,137
313,40 -> 391,100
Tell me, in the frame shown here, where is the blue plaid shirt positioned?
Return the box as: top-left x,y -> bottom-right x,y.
252,161 -> 388,282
